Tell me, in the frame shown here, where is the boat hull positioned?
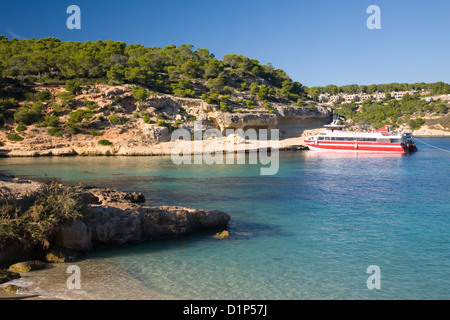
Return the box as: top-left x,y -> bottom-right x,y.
304,140 -> 408,154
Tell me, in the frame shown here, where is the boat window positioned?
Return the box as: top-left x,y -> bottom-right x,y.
354,137 -> 377,142
390,139 -> 401,143
325,137 -> 330,140
318,137 -> 324,140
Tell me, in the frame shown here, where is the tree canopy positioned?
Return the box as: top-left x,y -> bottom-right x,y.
0,36 -> 305,99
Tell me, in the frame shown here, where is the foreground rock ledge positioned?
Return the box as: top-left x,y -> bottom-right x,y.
0,177 -> 230,265
55,199 -> 231,251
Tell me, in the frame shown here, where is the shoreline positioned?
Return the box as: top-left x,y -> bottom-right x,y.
0,257 -> 178,300
0,137 -> 310,158
1,128 -> 449,158
0,290 -> 60,300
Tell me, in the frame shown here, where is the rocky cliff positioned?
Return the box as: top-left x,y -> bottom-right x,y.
0,84 -> 332,156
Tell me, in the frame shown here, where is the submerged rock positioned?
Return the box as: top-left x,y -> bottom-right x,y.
8,260 -> 46,273
213,230 -> 230,239
4,284 -> 28,294
0,269 -> 21,284
124,192 -> 146,203
45,246 -> 79,263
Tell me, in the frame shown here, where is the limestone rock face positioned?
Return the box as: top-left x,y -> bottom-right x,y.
143,124 -> 171,142
88,205 -> 230,246
49,188 -> 230,253
54,220 -> 92,252
212,112 -> 278,133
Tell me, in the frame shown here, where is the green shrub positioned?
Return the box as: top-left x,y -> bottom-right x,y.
89,129 -> 102,137
109,114 -> 128,124
223,86 -> 233,94
157,120 -> 167,127
250,82 -> 259,95
68,109 -> 94,123
51,103 -> 64,112
7,133 -> 24,141
131,87 -> 149,102
98,139 -> 112,146
257,85 -> 269,101
65,110 -> 91,132
207,77 -> 225,94
13,102 -> 45,125
57,91 -> 75,103
25,90 -> 52,102
143,114 -> 154,124
0,98 -> 20,109
173,88 -> 195,98
16,123 -> 27,132
263,103 -> 275,114
64,121 -> 81,134
113,96 -> 122,105
38,114 -> 60,127
83,99 -> 99,110
409,118 -> 425,130
65,79 -> 81,94
245,99 -> 256,109
220,101 -> 232,112
47,127 -> 63,137
172,79 -> 196,98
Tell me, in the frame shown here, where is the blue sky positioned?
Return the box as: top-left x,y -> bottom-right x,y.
0,0 -> 449,87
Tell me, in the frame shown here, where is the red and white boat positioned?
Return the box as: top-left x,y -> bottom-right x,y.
304,122 -> 418,154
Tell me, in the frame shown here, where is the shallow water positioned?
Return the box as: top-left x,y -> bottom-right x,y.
1,137 -> 449,299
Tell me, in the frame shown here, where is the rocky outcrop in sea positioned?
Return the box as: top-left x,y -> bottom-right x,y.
0,176 -> 230,266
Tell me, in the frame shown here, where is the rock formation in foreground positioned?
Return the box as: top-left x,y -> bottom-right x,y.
54,187 -> 231,253
0,176 -> 230,265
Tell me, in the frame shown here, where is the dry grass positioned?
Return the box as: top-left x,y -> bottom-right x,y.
0,181 -> 91,250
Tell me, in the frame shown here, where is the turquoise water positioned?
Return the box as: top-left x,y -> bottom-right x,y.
1,137 -> 449,299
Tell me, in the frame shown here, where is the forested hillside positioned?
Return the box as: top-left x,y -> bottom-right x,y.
333,94 -> 449,130
0,36 -> 448,144
0,36 -> 306,102
307,82 -> 450,98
